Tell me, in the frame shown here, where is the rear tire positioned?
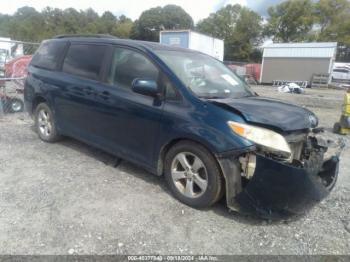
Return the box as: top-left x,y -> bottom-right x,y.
164,141 -> 224,208
34,103 -> 61,142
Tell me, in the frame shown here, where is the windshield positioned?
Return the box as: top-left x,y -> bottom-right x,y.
155,50 -> 254,99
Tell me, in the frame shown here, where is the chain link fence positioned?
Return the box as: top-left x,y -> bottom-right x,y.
0,39 -> 39,118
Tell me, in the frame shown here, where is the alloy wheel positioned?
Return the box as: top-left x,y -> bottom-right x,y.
37,109 -> 52,138
171,152 -> 208,198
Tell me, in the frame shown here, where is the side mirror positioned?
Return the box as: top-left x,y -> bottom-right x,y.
132,78 -> 159,97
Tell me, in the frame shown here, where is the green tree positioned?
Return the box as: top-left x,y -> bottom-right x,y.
314,0 -> 350,35
265,0 -> 314,42
131,5 -> 193,41
229,7 -> 263,61
197,4 -> 262,61
7,6 -> 45,41
197,4 -> 241,40
161,5 -> 194,30
41,7 -> 64,37
99,11 -> 117,34
314,0 -> 350,61
84,8 -> 99,23
131,7 -> 162,41
0,14 -> 11,37
113,15 -> 133,38
79,8 -> 99,34
61,8 -> 82,34
0,6 -> 136,42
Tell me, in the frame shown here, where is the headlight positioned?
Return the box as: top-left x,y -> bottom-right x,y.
308,114 -> 318,128
228,121 -> 291,155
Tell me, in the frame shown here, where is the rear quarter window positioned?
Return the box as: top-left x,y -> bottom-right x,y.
30,40 -> 67,70
62,44 -> 106,81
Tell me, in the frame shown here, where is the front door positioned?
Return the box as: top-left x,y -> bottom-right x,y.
96,47 -> 164,167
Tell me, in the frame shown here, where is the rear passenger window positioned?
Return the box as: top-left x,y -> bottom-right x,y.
108,47 -> 159,89
63,44 -> 106,81
31,41 -> 66,70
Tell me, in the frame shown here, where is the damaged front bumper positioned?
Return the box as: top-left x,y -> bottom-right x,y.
218,131 -> 344,219
236,154 -> 338,218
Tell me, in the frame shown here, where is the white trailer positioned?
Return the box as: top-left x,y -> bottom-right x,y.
0,37 -> 12,65
0,37 -> 25,63
0,37 -> 12,55
159,30 -> 224,61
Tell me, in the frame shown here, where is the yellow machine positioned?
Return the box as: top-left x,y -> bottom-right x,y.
334,91 -> 350,135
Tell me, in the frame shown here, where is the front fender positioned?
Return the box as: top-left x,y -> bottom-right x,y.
159,100 -> 253,154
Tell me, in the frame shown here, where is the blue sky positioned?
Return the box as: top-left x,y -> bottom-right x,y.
5,0 -> 285,22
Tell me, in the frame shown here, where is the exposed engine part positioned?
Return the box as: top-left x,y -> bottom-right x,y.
302,137 -> 325,176
267,129 -> 343,163
309,131 -> 345,161
239,153 -> 256,179
289,141 -> 304,161
284,132 -> 308,143
238,129 -> 344,182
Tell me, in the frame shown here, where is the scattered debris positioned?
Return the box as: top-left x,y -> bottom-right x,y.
278,82 -> 305,94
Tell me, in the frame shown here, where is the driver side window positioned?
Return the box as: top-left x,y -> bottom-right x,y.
108,47 -> 159,90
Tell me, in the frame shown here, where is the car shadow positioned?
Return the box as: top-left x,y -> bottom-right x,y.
37,132 -> 293,226
58,137 -> 170,191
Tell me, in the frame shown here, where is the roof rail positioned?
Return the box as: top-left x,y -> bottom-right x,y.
54,34 -> 118,39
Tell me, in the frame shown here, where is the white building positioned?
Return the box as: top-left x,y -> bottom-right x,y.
260,42 -> 338,84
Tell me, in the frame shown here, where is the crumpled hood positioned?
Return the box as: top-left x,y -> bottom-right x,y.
210,96 -> 317,132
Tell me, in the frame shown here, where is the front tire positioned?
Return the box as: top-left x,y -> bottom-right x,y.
35,103 -> 61,142
164,141 -> 224,208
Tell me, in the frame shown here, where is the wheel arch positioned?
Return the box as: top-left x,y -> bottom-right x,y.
32,95 -> 47,114
156,137 -> 224,178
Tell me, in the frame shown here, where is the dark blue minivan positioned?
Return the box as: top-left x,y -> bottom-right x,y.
24,35 -> 342,218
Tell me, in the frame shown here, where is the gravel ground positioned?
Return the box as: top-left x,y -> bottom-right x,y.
0,86 -> 349,255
